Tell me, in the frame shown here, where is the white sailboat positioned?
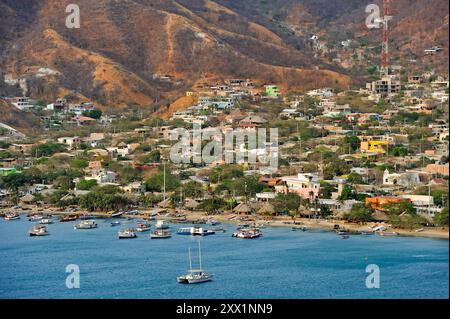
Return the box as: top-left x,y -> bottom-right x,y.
177,242 -> 213,284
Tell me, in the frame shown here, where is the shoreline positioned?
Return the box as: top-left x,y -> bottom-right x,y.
8,206 -> 449,240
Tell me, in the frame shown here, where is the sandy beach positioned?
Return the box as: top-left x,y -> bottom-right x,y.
10,205 -> 449,240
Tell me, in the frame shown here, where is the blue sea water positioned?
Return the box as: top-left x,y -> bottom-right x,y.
0,218 -> 448,299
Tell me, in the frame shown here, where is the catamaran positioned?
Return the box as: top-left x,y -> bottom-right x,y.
177,242 -> 213,284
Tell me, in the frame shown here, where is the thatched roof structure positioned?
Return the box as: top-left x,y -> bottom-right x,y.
20,194 -> 34,203
157,199 -> 172,208
233,202 -> 253,215
257,202 -> 275,215
184,198 -> 199,209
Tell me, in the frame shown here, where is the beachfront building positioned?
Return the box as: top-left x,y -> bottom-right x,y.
275,173 -> 321,200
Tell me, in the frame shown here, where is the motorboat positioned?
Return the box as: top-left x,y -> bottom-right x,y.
150,229 -> 172,239
341,235 -> 350,239
28,215 -> 43,222
60,214 -> 78,222
4,212 -> 20,220
155,220 -> 169,229
118,229 -> 137,239
177,227 -> 215,236
360,230 -> 375,235
40,218 -> 53,225
232,228 -> 262,239
74,220 -> 98,229
292,226 -> 307,231
29,225 -> 49,237
110,221 -> 121,227
135,223 -> 151,232
177,242 -> 212,284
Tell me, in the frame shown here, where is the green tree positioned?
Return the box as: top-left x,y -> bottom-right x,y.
344,203 -> 374,222
76,179 -> 98,190
145,171 -> 180,192
274,192 -> 302,215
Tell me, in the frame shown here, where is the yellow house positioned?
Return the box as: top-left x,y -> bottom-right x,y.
360,140 -> 390,154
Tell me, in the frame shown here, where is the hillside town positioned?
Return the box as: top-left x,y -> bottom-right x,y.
1,71 -> 448,238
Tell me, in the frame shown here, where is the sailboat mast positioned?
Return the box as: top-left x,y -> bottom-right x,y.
188,248 -> 192,271
163,162 -> 166,201
198,241 -> 202,270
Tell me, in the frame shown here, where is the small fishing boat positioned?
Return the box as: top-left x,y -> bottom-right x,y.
118,229 -> 137,239
211,226 -> 226,233
341,235 -> 350,239
236,223 -> 250,230
135,223 -> 151,232
111,211 -> 124,218
232,228 -> 262,239
208,220 -> 220,226
177,242 -> 212,284
336,230 -> 349,236
74,220 -> 98,229
150,229 -> 172,239
110,221 -> 121,227
29,225 -> 49,237
360,230 -> 375,235
378,231 -> 398,237
155,220 -> 169,229
60,214 -> 78,222
292,226 -> 307,231
40,218 -> 53,225
4,212 -> 20,220
28,215 -> 43,222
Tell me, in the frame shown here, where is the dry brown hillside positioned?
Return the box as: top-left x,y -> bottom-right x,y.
0,100 -> 41,134
0,0 -> 350,111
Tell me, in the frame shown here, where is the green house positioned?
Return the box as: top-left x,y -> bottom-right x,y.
0,167 -> 18,177
265,85 -> 280,98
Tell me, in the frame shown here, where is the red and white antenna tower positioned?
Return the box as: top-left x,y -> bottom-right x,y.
380,0 -> 392,76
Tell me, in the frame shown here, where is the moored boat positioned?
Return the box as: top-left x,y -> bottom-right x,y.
74,220 -> 98,229
378,231 -> 399,237
29,225 -> 49,237
60,214 -> 78,222
110,221 -> 121,227
232,228 -> 262,239
150,229 -> 172,239
28,215 -> 43,222
118,229 -> 137,239
4,212 -> 20,220
40,218 -> 53,224
155,220 -> 169,229
177,227 -> 215,236
135,223 -> 151,232
111,211 -> 124,218
177,242 -> 212,284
